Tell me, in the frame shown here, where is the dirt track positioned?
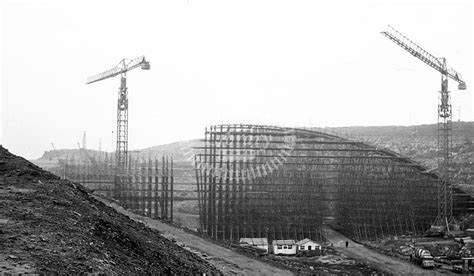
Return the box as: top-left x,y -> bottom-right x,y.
323,227 -> 445,275
95,195 -> 293,275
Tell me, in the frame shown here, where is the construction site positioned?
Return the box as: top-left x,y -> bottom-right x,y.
2,1 -> 473,274
194,124 -> 469,242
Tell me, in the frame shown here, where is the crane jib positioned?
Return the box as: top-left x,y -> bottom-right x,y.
85,56 -> 149,85
381,27 -> 465,88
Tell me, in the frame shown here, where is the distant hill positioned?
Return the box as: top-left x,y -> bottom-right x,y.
33,122 -> 473,179
321,121 -> 473,139
33,148 -> 107,170
137,139 -> 201,162
316,121 -> 473,170
33,139 -> 202,169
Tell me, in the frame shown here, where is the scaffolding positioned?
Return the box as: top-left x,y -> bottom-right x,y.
194,124 -> 442,242
50,154 -> 174,220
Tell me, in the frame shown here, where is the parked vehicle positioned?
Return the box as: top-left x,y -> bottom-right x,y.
452,265 -> 463,273
410,248 -> 435,269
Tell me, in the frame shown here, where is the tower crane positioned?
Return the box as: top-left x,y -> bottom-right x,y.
381,25 -> 467,227
50,143 -> 58,161
86,56 -> 150,176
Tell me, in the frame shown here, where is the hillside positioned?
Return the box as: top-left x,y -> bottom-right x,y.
34,122 -> 473,164
33,122 -> 473,184
0,146 -> 217,274
320,121 -> 473,168
319,121 -> 474,184
33,139 -> 201,169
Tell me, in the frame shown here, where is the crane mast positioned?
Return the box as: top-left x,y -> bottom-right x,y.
86,56 -> 150,190
381,26 -> 466,227
117,75 -> 128,174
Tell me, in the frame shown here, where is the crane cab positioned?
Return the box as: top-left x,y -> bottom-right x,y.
458,83 -> 466,90
141,61 -> 150,70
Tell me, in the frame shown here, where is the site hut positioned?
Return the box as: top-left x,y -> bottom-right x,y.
296,238 -> 322,253
272,240 -> 297,255
239,238 -> 269,253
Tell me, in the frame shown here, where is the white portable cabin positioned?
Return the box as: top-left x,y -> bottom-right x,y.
272,240 -> 297,255
296,238 -> 322,252
239,238 -> 269,253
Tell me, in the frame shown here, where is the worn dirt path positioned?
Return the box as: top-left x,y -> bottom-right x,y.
94,195 -> 292,276
323,227 -> 447,275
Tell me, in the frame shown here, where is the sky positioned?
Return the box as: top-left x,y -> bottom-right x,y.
1,0 -> 473,159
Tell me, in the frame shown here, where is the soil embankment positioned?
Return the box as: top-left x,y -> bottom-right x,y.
96,195 -> 293,275
0,146 -> 218,274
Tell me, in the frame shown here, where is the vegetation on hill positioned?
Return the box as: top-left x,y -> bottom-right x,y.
319,121 -> 473,184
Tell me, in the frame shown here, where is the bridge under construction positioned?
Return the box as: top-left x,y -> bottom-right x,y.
194,124 -> 472,242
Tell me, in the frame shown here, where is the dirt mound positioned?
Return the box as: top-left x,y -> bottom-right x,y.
0,146 -> 218,274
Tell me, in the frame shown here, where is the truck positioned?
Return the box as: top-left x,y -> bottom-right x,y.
410,248 -> 435,269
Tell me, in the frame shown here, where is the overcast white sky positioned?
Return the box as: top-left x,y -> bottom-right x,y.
1,0 -> 473,159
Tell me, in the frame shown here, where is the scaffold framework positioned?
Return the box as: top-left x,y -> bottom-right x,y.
194,124 -> 442,242
51,154 -> 174,220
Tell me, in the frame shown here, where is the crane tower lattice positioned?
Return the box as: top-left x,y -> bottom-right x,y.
381,25 -> 466,226
86,56 -> 150,187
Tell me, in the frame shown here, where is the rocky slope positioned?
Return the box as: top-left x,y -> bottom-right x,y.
0,146 -> 218,274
